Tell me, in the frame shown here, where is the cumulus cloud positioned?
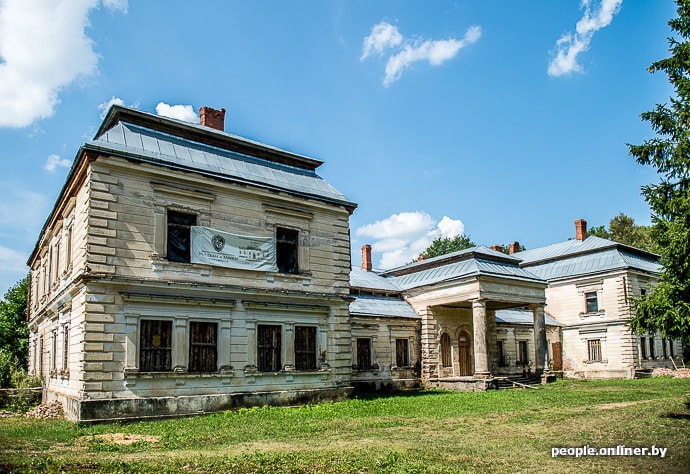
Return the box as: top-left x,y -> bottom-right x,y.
155,102 -> 199,123
548,0 -> 623,77
0,0 -> 128,128
360,21 -> 403,60
44,154 -> 72,172
361,20 -> 481,87
356,211 -> 466,269
98,96 -> 125,119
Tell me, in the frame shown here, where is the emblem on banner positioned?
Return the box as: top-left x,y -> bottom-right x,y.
212,234 -> 225,252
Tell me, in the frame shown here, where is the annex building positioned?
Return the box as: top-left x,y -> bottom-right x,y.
27,106 -> 680,422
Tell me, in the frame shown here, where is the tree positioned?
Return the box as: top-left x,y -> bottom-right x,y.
420,235 -> 475,259
0,276 -> 29,367
589,213 -> 658,253
627,0 -> 690,343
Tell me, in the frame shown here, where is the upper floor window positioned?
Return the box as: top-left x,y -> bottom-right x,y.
167,210 -> 196,263
276,227 -> 298,274
585,291 -> 598,313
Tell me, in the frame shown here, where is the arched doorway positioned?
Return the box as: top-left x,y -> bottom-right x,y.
457,330 -> 473,376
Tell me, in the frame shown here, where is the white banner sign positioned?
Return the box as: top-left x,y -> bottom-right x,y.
191,226 -> 277,271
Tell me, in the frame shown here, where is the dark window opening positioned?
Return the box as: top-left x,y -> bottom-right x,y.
258,325 -> 282,372
662,338 -> 668,358
497,340 -> 505,366
396,338 -> 409,367
585,291 -> 598,313
276,227 -> 298,274
356,338 -> 372,369
189,321 -> 217,373
295,326 -> 317,370
640,336 -> 647,359
649,336 -> 655,359
167,210 -> 196,263
518,340 -> 529,366
440,333 -> 451,367
62,324 -> 69,370
140,320 -> 172,371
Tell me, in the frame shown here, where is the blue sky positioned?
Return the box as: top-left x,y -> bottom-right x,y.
0,0 -> 678,297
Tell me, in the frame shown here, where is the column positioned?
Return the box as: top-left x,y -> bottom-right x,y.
532,303 -> 548,375
472,299 -> 490,378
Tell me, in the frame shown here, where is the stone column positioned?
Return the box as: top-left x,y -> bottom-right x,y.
531,303 -> 548,375
472,299 -> 490,378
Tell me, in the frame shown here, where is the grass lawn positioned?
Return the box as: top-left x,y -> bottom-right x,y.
0,377 -> 689,473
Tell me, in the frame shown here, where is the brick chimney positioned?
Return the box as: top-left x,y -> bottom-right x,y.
417,254 -> 427,261
490,244 -> 504,253
199,106 -> 226,131
361,245 -> 372,271
508,241 -> 520,254
575,218 -> 587,241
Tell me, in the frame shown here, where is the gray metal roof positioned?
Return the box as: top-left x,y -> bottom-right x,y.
349,295 -> 420,319
386,246 -> 545,291
495,309 -> 561,326
514,236 -> 661,281
350,267 -> 402,292
85,116 -> 355,209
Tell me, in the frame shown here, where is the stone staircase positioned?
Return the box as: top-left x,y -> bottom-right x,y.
494,375 -> 541,389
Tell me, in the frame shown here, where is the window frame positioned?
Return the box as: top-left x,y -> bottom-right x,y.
440,333 -> 452,368
295,325 -> 317,371
257,324 -> 282,372
640,336 -> 647,359
395,338 -> 409,368
356,338 -> 372,370
62,323 -> 70,372
276,227 -> 299,274
166,210 -> 197,263
587,339 -> 602,362
497,340 -> 506,367
188,321 -> 218,373
139,319 -> 173,372
584,291 -> 599,313
518,340 -> 529,366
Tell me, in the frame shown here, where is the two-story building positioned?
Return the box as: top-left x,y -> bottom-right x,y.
27,105 -> 357,422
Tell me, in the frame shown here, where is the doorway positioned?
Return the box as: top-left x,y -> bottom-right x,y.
457,330 -> 473,376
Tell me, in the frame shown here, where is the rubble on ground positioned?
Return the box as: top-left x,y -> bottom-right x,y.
652,367 -> 690,379
0,409 -> 18,418
24,401 -> 64,419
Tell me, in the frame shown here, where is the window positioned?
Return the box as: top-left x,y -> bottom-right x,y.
54,243 -> 60,282
640,288 -> 646,296
48,247 -> 53,287
396,338 -> 409,367
497,340 -> 506,366
258,325 -> 282,372
440,333 -> 451,367
276,227 -> 298,274
640,336 -> 647,359
51,329 -> 57,371
167,210 -> 196,263
62,324 -> 69,371
38,337 -> 44,376
585,291 -> 598,313
295,326 -> 317,370
65,226 -> 72,267
588,339 -> 602,362
662,338 -> 668,358
356,338 -> 372,369
518,341 -> 529,366
140,320 -> 173,371
670,340 -> 674,357
649,336 -> 655,359
189,322 -> 217,373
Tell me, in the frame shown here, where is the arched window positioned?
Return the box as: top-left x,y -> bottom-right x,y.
440,333 -> 451,367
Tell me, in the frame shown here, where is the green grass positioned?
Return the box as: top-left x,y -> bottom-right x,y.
1,378 -> 689,473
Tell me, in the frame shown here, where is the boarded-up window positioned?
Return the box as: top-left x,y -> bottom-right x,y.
189,321 -> 217,373
518,340 -> 529,366
167,210 -> 196,263
585,291 -> 598,313
140,320 -> 172,372
497,340 -> 505,366
440,333 -> 451,367
258,325 -> 282,372
588,339 -> 602,362
396,338 -> 409,367
356,338 -> 371,369
276,227 -> 299,274
295,326 -> 317,370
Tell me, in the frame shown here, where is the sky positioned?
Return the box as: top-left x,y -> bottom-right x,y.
0,0 -> 679,297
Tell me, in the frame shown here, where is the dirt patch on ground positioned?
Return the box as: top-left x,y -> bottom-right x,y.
85,433 -> 161,445
596,400 -> 653,410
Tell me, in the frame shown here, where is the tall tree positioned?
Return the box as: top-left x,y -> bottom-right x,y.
627,0 -> 690,343
420,235 -> 475,259
589,213 -> 657,253
0,276 -> 29,367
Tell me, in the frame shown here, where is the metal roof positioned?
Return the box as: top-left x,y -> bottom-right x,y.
350,295 -> 420,319
386,247 -> 545,291
350,267 -> 402,292
86,116 -> 355,209
495,309 -> 562,326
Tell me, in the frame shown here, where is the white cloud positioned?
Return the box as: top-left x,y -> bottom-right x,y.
548,0 -> 623,77
44,154 -> 72,172
0,0 -> 127,128
0,246 -> 28,273
102,0 -> 127,13
360,21 -> 403,60
155,102 -> 199,123
98,96 -> 125,119
361,20 -> 481,87
356,211 -> 465,269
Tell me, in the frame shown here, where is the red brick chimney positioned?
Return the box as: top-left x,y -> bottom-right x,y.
508,241 -> 520,254
199,106 -> 226,131
417,254 -> 427,261
490,244 -> 504,253
361,245 -> 372,271
575,219 -> 587,241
